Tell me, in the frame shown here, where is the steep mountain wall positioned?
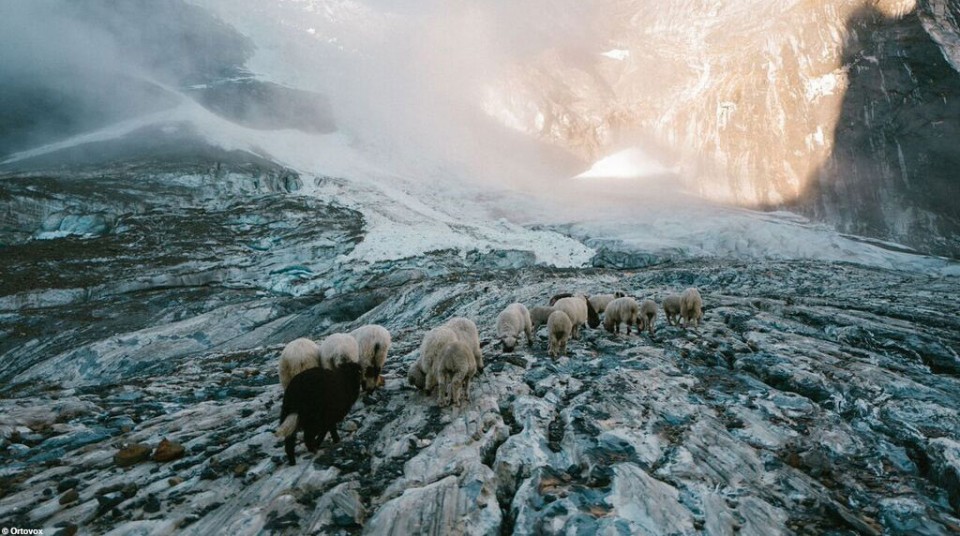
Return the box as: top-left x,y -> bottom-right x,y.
482,0 -> 960,256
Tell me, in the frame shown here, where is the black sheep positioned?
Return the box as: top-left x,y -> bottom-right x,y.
276,362 -> 361,466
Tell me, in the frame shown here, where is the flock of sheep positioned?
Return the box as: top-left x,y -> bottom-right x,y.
273,288 -> 704,465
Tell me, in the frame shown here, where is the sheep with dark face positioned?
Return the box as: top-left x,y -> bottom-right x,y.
547,310 -> 572,358
603,297 -> 640,335
638,299 -> 658,336
496,303 -> 533,352
680,287 -> 704,328
433,340 -> 477,407
662,295 -> 682,326
278,338 -> 321,390
529,305 -> 556,333
350,324 -> 391,392
553,295 -> 600,339
275,362 -> 362,466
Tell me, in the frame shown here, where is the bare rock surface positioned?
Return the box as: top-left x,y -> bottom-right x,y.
2,245 -> 958,533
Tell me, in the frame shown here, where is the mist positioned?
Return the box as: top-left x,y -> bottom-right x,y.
0,0 -> 608,190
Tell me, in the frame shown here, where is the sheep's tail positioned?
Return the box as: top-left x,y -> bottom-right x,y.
276,414 -> 299,438
373,341 -> 382,358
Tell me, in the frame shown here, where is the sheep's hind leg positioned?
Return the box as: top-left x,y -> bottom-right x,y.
285,435 -> 298,466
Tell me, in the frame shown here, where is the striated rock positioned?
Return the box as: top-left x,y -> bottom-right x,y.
607,463 -> 696,534
927,438 -> 960,513
365,473 -> 501,535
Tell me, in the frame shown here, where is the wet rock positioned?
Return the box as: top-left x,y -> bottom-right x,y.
153,438 -> 185,462
926,438 -> 960,512
106,416 -> 136,432
96,492 -> 125,516
7,443 -> 30,458
121,482 -> 139,498
114,444 -> 152,467
53,524 -> 78,536
59,488 -> 79,505
57,478 -> 80,493
143,494 -> 161,513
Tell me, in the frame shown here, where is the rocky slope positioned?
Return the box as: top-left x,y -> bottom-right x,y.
2,2 -> 960,534
1,154 -> 959,534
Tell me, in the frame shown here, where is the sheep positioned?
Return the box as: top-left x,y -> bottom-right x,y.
638,299 -> 658,336
549,293 -> 573,306
680,287 -> 704,328
432,341 -> 477,407
547,310 -> 573,358
588,292 -> 626,314
408,360 -> 426,390
444,317 -> 484,373
662,294 -> 682,326
319,333 -> 360,369
275,362 -> 362,465
278,338 -> 321,390
496,303 -> 533,352
416,325 -> 458,393
350,324 -> 391,393
553,296 -> 601,339
529,305 -> 556,332
604,296 -> 640,335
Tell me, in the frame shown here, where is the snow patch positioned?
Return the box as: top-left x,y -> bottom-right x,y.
574,148 -> 672,181
601,48 -> 630,61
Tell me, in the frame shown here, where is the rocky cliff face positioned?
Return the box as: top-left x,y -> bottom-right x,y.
481,0 -> 960,257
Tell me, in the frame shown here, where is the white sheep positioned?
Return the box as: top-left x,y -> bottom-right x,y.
432,340 -> 477,407
553,296 -> 599,339
278,338 -> 321,389
547,310 -> 572,358
444,317 -> 484,373
588,292 -> 626,314
417,326 -> 458,393
529,305 -> 556,332
496,303 -> 533,352
408,360 -> 426,390
350,324 -> 391,392
319,333 -> 360,369
603,297 -> 640,335
639,299 -> 658,336
680,287 -> 704,328
662,294 -> 682,326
